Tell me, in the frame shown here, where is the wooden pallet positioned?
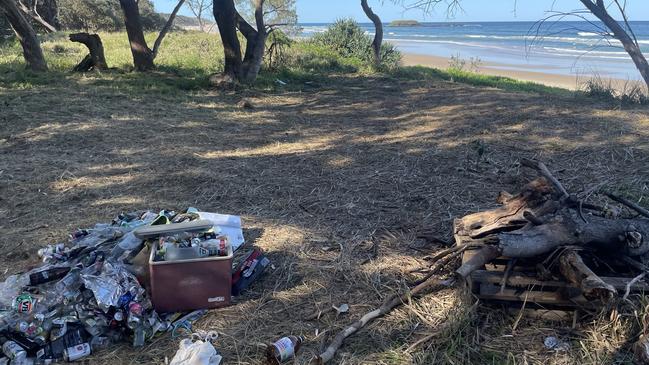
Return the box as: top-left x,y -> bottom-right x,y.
455,219 -> 649,310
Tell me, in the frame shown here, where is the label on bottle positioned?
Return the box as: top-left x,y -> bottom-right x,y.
65,343 -> 91,361
273,337 -> 295,362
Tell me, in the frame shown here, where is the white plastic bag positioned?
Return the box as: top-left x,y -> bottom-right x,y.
169,339 -> 222,365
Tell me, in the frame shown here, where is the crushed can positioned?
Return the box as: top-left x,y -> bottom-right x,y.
2,341 -> 27,362
64,343 -> 91,361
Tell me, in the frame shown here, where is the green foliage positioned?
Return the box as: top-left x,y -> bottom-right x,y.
448,53 -> 482,73
57,0 -> 165,32
236,0 -> 298,34
311,18 -> 401,70
394,66 -> 573,97
0,31 -> 222,91
0,30 -> 596,100
581,75 -> 648,105
265,29 -> 293,70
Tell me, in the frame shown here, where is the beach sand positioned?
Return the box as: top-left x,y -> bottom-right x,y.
402,52 -> 642,91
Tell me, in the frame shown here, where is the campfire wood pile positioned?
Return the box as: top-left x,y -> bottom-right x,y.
313,159 -> 649,364
454,159 -> 649,307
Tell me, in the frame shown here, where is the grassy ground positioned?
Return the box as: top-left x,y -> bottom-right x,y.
0,30 -> 577,96
1,31 -> 649,364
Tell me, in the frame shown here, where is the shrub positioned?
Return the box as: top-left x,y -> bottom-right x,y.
311,18 -> 400,70
448,53 -> 482,73
581,74 -> 648,105
266,29 -> 293,70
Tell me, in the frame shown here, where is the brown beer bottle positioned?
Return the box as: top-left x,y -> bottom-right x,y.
266,335 -> 304,364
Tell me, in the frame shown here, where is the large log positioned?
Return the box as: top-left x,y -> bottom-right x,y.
498,212 -> 649,258
456,178 -> 554,239
558,249 -> 616,301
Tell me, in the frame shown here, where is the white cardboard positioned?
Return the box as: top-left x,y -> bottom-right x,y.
197,212 -> 245,251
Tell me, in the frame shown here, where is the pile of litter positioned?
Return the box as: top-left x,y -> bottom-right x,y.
0,209 -> 272,364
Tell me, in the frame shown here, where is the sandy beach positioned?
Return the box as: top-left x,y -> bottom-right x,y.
402,52 -> 641,91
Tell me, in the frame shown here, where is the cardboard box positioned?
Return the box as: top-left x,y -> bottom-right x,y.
149,243 -> 232,313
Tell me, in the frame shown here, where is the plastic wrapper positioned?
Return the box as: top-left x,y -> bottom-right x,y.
0,275 -> 28,308
73,224 -> 124,247
80,275 -> 122,311
169,339 -> 222,365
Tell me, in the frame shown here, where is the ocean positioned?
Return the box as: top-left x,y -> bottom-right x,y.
299,21 -> 649,80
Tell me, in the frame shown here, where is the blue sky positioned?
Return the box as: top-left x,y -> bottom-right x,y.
154,0 -> 649,22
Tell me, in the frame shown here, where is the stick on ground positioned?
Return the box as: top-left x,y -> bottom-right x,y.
313,276 -> 453,364
605,192 -> 649,219
313,251 -> 458,365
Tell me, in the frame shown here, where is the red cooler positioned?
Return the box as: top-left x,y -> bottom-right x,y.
149,243 -> 233,313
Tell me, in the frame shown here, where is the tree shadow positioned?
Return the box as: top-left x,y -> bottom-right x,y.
0,71 -> 648,363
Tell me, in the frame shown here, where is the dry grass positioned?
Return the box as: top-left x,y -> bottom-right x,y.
0,72 -> 648,364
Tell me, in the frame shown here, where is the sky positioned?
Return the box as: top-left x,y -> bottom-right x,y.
153,0 -> 649,23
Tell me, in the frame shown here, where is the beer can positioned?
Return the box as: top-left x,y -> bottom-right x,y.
2,341 -> 26,361
64,343 -> 91,361
12,294 -> 35,314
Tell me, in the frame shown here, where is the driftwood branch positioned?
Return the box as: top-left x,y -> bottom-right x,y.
498,212 -> 649,258
623,273 -> 646,301
456,245 -> 501,279
456,178 -> 554,238
559,249 -> 616,301
605,191 -> 649,219
313,244 -> 464,363
313,276 -> 453,364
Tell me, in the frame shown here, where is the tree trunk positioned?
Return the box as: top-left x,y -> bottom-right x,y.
212,0 -> 242,84
579,0 -> 649,89
239,0 -> 266,83
361,0 -> 383,65
151,0 -> 185,59
119,0 -> 154,71
0,0 -> 47,71
69,32 -> 107,71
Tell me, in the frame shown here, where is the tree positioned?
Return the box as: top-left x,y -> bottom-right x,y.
16,0 -> 59,32
0,0 -> 48,71
212,0 -> 296,85
212,0 -> 267,85
361,0 -> 383,65
212,0 -> 243,84
577,0 -> 649,89
118,0 -> 185,71
185,0 -> 211,32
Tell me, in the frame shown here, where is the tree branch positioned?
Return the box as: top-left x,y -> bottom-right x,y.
16,0 -> 56,32
152,0 -> 186,59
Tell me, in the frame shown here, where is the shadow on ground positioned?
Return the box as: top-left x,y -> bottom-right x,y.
0,72 -> 648,364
